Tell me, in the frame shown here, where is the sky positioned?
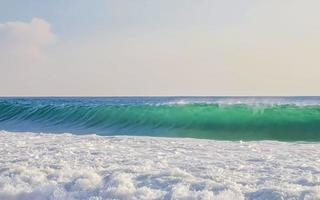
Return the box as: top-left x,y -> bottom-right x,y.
0,0 -> 320,96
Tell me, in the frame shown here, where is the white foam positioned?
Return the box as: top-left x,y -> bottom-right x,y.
161,97 -> 320,106
0,131 -> 320,200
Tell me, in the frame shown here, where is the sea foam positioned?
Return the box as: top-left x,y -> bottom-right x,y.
0,131 -> 320,200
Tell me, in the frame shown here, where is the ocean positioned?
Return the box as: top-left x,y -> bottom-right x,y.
1,97 -> 320,199
1,96 -> 320,141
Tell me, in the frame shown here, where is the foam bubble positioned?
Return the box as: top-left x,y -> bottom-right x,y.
0,131 -> 320,199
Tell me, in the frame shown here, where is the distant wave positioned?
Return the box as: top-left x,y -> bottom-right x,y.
1,97 -> 320,141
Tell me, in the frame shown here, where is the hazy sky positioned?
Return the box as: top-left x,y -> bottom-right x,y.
1,0 -> 319,96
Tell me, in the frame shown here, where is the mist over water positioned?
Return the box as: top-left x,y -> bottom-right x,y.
1,97 -> 320,141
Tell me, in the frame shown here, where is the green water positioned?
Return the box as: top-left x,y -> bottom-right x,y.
1,97 -> 320,141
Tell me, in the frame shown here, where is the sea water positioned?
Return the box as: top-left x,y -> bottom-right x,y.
1,96 -> 320,141
0,97 -> 320,199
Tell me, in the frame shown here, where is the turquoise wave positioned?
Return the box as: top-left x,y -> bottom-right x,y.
1,99 -> 320,141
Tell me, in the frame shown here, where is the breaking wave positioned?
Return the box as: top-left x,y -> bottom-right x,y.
1,97 -> 320,141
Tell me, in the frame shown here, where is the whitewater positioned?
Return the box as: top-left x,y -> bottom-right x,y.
1,131 -> 320,200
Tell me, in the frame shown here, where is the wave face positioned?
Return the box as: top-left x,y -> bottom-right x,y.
1,97 -> 320,141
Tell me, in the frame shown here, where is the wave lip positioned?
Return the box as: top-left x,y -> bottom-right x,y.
1,131 -> 320,200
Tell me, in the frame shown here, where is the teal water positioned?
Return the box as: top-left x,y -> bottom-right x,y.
1,97 -> 320,141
